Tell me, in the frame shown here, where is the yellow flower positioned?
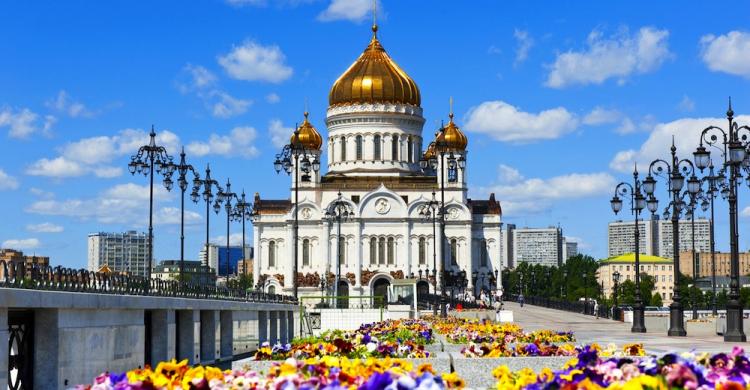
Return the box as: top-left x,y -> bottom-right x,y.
442,372 -> 466,388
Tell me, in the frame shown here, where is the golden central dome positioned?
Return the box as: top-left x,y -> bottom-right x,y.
329,25 -> 421,107
290,112 -> 322,150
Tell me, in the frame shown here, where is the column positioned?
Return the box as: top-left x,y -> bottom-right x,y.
177,310 -> 200,364
253,226 -> 261,287
220,311 -> 233,361
0,308 -> 8,390
355,221 -> 363,287
403,221 -> 411,276
287,311 -> 295,342
200,310 -> 218,363
150,309 -> 176,364
258,311 -> 268,345
269,311 -> 279,345
279,311 -> 289,344
285,220 -> 294,293
34,309 -> 59,389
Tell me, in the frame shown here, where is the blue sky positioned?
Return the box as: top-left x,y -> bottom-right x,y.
1,0 -> 750,268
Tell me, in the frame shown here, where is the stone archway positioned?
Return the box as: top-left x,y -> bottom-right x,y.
337,281 -> 349,309
372,278 -> 390,308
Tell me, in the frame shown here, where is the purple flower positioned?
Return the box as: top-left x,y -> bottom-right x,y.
360,371 -> 393,390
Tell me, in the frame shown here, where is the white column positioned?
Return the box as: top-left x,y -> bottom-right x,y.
355,222 -> 363,287
285,219 -> 294,292
328,138 -> 334,166
253,226 -> 261,286
403,221 -> 411,276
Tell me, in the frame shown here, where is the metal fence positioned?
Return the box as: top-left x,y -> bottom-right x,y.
0,260 -> 296,304
507,294 -> 622,320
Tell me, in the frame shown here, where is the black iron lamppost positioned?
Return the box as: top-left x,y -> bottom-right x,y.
610,164 -> 649,332
127,127 -> 175,279
683,192 -> 699,320
324,192 -> 353,307
193,164 -> 223,273
699,162 -> 723,316
274,124 -> 321,299
215,179 -> 237,282
583,271 -> 588,314
612,271 -> 621,308
232,190 -> 254,280
419,191 -> 440,298
693,99 -> 750,341
163,147 -> 199,283
643,139 -> 700,336
319,278 -> 327,307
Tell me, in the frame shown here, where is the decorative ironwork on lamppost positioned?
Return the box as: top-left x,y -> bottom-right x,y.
324,192 -> 353,308
193,164 -> 223,273
419,191 -> 440,314
693,99 -> 750,341
162,147 -> 199,283
232,190 -> 253,281
698,162 -> 724,316
127,127 -> 175,280
643,138 -> 700,336
215,179 -> 237,282
420,127 -> 466,318
274,122 -> 321,299
610,164 -> 648,333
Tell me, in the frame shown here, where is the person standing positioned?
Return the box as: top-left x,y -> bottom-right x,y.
519,293 -> 524,307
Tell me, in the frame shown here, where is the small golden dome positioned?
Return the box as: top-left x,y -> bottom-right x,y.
329,25 -> 420,107
290,112 -> 323,150
436,113 -> 468,151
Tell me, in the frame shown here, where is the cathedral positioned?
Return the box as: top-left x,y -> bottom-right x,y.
252,22 -> 502,304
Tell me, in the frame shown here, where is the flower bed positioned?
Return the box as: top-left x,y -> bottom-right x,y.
255,319 -> 434,360
426,316 -> 574,345
462,341 -> 644,359
76,356 -> 464,389
490,344 -> 750,389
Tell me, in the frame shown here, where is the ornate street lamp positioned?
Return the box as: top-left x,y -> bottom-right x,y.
610,164 -> 648,332
613,271 -> 621,308
216,179 -> 237,281
693,99 -> 750,341
193,164 -> 223,274
232,190 -> 254,281
324,192 -> 353,308
643,138 -> 699,336
163,147 -> 199,282
419,191 -> 440,301
274,122 -> 321,299
127,126 -> 174,279
698,162 -> 723,316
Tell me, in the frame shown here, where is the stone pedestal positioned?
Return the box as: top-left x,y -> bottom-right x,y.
150,310 -> 176,364
200,310 -> 219,364
177,310 -> 200,364
220,311 -> 233,360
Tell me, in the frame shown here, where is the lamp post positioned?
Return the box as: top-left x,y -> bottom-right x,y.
215,179 -> 237,282
164,147 -> 199,283
193,164 -> 223,274
127,127 -> 174,279
324,192 -> 353,308
232,190 -> 254,281
643,138 -> 699,336
610,164 -> 648,332
274,125 -> 321,299
684,191 -> 699,320
419,191 -> 440,303
613,270 -> 621,309
420,130 -> 465,318
583,271 -> 588,314
699,162 -> 722,316
693,99 -> 749,341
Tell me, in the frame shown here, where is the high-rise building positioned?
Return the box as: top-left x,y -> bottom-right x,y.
199,244 -> 252,276
87,231 -> 149,277
512,227 -> 564,267
501,224 -> 516,268
657,219 -> 710,260
607,219 -> 659,257
564,240 -> 578,260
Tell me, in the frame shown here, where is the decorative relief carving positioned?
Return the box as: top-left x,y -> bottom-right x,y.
300,207 -> 312,220
374,198 -> 390,214
273,274 -> 285,287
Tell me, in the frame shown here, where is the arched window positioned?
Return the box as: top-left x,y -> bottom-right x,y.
450,239 -> 457,266
302,239 -> 310,266
391,136 -> 399,161
418,237 -> 426,265
480,239 -> 488,267
378,237 -> 386,265
268,241 -> 276,267
374,134 -> 381,160
370,237 -> 377,265
387,237 -> 395,265
340,136 -> 347,161
268,285 -> 275,294
338,237 -> 346,266
356,135 -> 363,160
407,136 -> 413,163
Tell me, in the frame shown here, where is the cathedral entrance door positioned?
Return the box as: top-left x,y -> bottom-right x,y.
372,278 -> 390,308
336,281 -> 349,309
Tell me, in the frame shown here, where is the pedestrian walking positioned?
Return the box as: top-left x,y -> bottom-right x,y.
519,293 -> 524,307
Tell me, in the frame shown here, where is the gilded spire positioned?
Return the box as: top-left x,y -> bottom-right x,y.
436,97 -> 468,151
290,110 -> 322,150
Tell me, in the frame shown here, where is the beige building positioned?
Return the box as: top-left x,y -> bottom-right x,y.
679,250 -> 750,279
238,258 -> 254,276
597,253 -> 674,305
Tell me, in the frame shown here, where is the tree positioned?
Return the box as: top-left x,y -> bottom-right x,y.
651,292 -> 663,307
615,273 -> 655,306
228,273 -> 254,290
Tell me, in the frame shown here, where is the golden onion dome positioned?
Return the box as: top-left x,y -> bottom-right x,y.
290,112 -> 323,150
423,129 -> 441,160
329,25 -> 421,107
435,112 -> 468,151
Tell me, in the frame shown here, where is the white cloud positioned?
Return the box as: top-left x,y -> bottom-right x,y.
546,27 -> 672,88
187,126 -> 260,158
46,90 -> 94,118
218,40 -> 293,83
742,206 -> 750,218
26,128 -> 179,179
318,0 -> 377,22
226,0 -> 266,6
609,114 -> 750,172
26,222 -> 64,233
464,100 -> 579,143
29,187 -> 54,199
478,166 -> 614,218
615,117 -> 637,134
0,169 -> 19,190
513,29 -> 534,66
178,64 -> 217,93
678,95 -> 695,112
25,182 -> 192,226
210,91 -> 252,118
211,233 -> 246,246
583,107 -> 621,126
269,119 -> 293,148
2,238 -> 40,250
265,93 -> 280,104
700,31 -> 750,78
0,107 -> 41,138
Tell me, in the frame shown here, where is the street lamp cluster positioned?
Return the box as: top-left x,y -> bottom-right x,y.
610,99 -> 749,342
128,127 -> 254,284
